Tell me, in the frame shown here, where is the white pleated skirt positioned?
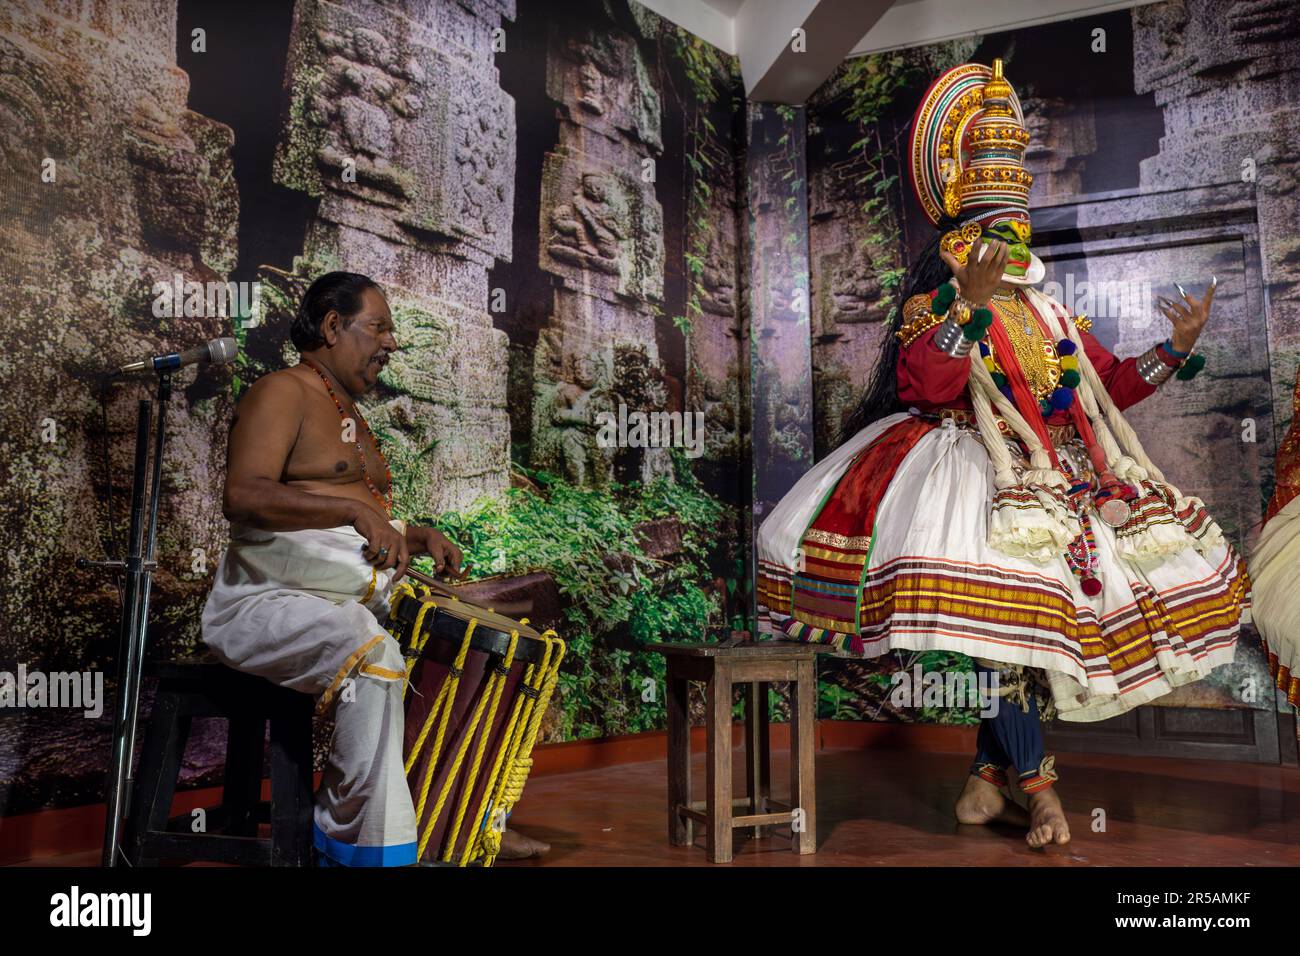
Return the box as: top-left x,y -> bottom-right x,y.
757,413 -> 1245,722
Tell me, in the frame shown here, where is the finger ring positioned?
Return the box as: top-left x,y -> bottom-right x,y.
377,547 -> 389,559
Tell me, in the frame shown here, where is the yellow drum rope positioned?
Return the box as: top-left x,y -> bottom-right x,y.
388,583 -> 476,820
440,631 -> 520,861
461,632 -> 545,865
390,583 -> 438,699
409,621 -> 477,831
391,584 -> 465,782
469,630 -> 565,865
417,629 -> 515,860
386,584 -> 565,866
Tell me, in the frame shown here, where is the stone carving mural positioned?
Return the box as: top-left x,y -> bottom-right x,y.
684,82 -> 745,474
0,0 -> 238,666
0,0 -> 749,819
748,102 -> 814,509
0,0 -> 239,813
270,0 -> 516,515
530,6 -> 669,485
1131,0 -> 1300,444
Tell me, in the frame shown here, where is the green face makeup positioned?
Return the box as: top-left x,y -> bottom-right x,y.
984,222 -> 1032,277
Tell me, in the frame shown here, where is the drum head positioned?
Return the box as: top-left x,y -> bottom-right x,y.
389,592 -> 549,665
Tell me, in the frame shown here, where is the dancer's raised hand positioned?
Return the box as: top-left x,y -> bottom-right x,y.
1158,277 -> 1216,353
940,238 -> 1010,306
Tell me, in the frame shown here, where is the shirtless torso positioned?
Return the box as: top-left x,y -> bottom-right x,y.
222,284 -> 462,585
225,364 -> 389,524
221,360 -> 416,580
275,363 -> 391,520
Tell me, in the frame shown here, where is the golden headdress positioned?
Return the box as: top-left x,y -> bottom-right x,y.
909,58 -> 1032,233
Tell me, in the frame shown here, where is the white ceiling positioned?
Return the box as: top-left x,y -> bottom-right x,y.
847,0 -> 1161,56
637,0 -> 1159,102
699,0 -> 747,16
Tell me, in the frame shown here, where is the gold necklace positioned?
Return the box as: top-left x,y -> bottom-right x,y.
989,293 -> 1061,400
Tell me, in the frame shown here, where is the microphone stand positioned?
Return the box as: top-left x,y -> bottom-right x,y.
79,370 -> 173,867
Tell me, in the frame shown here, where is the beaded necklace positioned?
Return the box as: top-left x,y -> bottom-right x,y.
301,358 -> 393,517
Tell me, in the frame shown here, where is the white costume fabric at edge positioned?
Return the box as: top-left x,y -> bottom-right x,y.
202,518 -> 416,866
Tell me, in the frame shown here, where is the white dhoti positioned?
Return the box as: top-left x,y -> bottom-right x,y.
201,520 -> 417,866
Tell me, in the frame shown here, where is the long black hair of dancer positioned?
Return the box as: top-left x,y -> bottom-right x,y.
837,208 -> 988,447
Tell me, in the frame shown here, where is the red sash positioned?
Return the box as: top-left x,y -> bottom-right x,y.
986,300 -> 1061,471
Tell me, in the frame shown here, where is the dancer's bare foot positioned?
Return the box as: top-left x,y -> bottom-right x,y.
954,773 -> 1029,827
496,827 -> 550,860
1025,787 -> 1070,847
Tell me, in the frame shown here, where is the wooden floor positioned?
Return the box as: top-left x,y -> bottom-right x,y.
14,745 -> 1300,867
500,746 -> 1300,867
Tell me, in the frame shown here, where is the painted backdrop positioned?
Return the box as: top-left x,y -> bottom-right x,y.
0,0 -> 748,818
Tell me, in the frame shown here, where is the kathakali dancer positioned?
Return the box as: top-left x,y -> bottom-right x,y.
1247,365 -> 1300,709
756,60 -> 1247,847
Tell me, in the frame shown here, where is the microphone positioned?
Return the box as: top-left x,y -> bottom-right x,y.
117,337 -> 239,375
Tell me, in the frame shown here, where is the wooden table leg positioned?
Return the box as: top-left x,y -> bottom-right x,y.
706,663 -> 733,863
666,668 -> 692,846
790,660 -> 817,855
744,681 -> 771,838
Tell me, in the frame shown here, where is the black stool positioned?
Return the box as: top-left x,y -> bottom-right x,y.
127,661 -> 315,866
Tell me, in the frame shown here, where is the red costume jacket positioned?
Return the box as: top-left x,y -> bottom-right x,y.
898,322 -> 1156,424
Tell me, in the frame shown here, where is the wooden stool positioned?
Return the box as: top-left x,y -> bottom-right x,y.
649,640 -> 825,863
127,661 -> 314,867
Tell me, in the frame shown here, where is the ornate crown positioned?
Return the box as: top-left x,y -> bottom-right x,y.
910,58 -> 1033,229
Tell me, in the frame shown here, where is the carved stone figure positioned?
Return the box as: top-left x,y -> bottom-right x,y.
699,235 -> 737,315
275,0 -> 517,515
829,252 -> 886,324
552,352 -> 613,486
548,172 -> 624,274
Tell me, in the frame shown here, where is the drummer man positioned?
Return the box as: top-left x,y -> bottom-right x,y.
205,270 -> 547,864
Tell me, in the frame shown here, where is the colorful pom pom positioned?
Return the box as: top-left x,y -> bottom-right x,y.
1050,387 -> 1074,411
931,283 -> 956,314
1039,398 -> 1054,417
1060,355 -> 1078,371
1000,385 -> 1014,402
1061,369 -> 1081,388
962,308 -> 992,342
1057,339 -> 1077,356
1081,575 -> 1103,597
991,371 -> 1007,388
978,341 -> 990,357
1175,352 -> 1207,380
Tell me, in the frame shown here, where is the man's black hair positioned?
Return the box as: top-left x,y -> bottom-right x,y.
290,271 -> 380,352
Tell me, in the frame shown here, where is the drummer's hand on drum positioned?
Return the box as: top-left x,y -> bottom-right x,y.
353,507 -> 409,578
407,526 -> 466,579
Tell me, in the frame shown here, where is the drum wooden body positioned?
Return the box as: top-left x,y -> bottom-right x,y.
385,582 -> 563,866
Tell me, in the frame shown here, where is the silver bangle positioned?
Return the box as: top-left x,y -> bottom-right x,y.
933,317 -> 974,358
1136,345 -> 1176,386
